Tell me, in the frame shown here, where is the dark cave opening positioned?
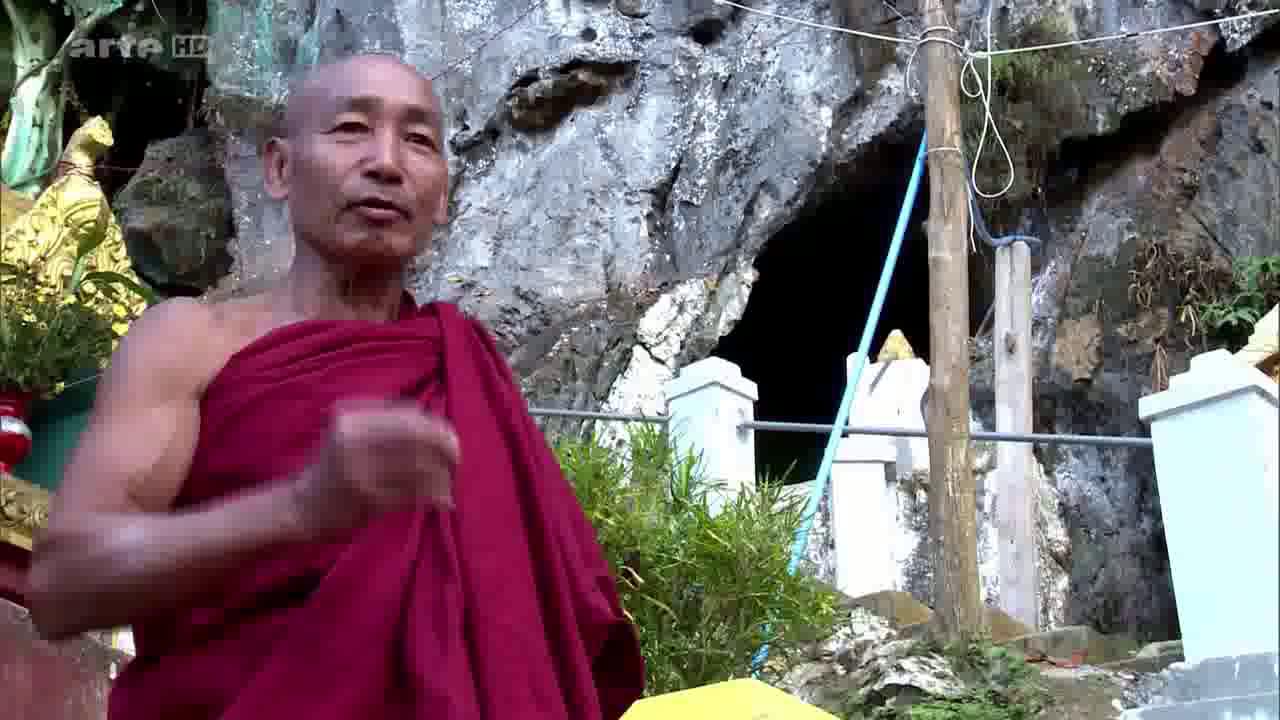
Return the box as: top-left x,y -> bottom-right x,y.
713,136 -> 992,484
66,10 -> 210,200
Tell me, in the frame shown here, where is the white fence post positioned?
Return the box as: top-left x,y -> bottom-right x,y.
831,349 -> 931,598
664,357 -> 759,515
993,240 -> 1038,629
1139,348 -> 1279,665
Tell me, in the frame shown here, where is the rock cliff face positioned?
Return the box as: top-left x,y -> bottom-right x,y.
200,0 -> 920,417
970,23 -> 1279,640
88,0 -> 1277,639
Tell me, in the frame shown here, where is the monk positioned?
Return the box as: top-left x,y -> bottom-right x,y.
25,53 -> 645,719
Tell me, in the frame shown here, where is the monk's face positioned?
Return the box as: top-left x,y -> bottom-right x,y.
264,56 -> 449,267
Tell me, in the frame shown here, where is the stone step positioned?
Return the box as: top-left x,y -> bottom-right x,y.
842,590 -> 1035,644
1001,625 -> 1141,665
1100,640 -> 1184,675
1120,691 -> 1278,720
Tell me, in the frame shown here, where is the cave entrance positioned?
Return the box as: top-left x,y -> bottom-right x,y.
713,137 -> 952,485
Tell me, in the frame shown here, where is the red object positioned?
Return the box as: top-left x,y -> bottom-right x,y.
0,389 -> 35,474
107,299 -> 646,720
1025,649 -> 1088,669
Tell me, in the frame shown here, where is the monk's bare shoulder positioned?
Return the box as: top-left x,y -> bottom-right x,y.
50,298 -> 233,517
111,294 -> 279,392
106,297 -> 228,394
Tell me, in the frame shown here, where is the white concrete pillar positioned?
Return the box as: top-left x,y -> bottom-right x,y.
831,353 -> 931,599
664,357 -> 759,515
1139,349 -> 1280,664
833,423 -> 898,599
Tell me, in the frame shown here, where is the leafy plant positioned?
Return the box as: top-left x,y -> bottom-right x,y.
1193,255 -> 1280,350
0,198 -> 155,396
553,424 -> 843,696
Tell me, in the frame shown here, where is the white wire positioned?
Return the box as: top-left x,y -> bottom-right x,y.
975,8 -> 1280,58
713,0 -> 1279,55
711,0 -> 916,44
714,0 -> 1279,218
961,2 -> 1014,201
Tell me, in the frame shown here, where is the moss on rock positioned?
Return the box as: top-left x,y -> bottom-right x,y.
963,12 -> 1096,204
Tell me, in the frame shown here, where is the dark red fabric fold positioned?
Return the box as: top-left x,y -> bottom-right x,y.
107,300 -> 645,719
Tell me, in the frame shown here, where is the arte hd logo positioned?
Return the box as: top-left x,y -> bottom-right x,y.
65,33 -> 209,60
171,34 -> 209,59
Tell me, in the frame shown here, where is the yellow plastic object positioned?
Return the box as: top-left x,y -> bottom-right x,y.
1235,304 -> 1279,382
620,678 -> 838,720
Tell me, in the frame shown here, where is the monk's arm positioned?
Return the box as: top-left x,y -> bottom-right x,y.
25,300 -> 310,641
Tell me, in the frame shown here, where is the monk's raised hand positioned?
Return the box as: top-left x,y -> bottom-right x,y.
292,398 -> 461,536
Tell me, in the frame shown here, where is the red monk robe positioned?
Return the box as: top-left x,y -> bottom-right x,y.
107,299 -> 645,719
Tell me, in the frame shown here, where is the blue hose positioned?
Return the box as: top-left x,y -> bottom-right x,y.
751,131 -> 929,674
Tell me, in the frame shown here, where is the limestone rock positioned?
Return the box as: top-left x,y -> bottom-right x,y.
200,0 -> 1271,415
781,603 -> 1165,718
613,0 -> 649,20
114,129 -> 234,294
780,607 -> 965,714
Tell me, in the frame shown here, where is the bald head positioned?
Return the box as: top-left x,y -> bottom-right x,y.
262,51 -> 451,269
279,54 -> 442,140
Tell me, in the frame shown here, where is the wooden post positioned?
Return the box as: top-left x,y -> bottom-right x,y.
921,0 -> 984,641
994,240 -> 1038,629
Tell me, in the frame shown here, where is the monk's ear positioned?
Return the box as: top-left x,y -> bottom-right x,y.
262,137 -> 291,200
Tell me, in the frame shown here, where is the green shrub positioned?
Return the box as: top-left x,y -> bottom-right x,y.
553,423 -> 843,696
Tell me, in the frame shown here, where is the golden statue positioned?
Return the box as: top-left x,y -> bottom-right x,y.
1,183 -> 34,228
1,115 -> 146,321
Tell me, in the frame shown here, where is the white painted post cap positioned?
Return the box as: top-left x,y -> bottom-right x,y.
1139,349 -> 1279,423
665,357 -> 759,403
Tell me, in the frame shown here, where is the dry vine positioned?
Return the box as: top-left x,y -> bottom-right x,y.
1127,237 -> 1234,349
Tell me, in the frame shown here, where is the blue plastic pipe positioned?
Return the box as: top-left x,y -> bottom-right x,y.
751,131 -> 930,674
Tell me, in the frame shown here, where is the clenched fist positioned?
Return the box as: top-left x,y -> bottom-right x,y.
291,398 -> 460,537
